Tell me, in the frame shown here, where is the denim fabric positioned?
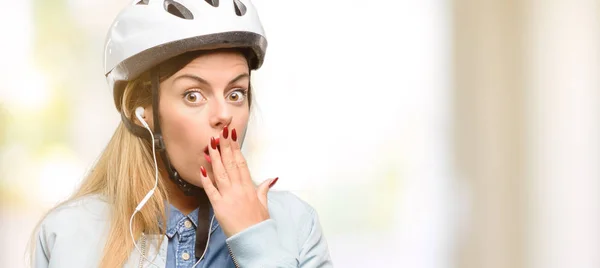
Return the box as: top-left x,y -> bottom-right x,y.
165,204 -> 236,268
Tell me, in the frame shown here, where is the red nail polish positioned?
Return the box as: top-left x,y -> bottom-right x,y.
210,137 -> 217,150
200,166 -> 207,177
223,126 -> 229,139
232,128 -> 237,142
269,177 -> 279,188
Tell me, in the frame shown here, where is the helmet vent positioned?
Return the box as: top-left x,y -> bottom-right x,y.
164,0 -> 194,20
135,0 -> 149,5
204,0 -> 219,7
233,0 -> 247,16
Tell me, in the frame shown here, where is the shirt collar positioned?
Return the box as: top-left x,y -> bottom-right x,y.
164,204 -> 219,238
166,204 -> 198,238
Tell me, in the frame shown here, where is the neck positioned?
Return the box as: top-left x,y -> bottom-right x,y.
161,170 -> 201,215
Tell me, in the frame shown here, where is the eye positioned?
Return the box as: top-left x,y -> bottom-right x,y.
227,89 -> 247,103
183,91 -> 205,103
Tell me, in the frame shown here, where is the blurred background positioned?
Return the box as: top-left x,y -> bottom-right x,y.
0,0 -> 598,267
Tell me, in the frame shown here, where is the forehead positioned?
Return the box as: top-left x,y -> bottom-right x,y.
178,50 -> 249,75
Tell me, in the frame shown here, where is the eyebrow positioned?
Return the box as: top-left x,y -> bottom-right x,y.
173,73 -> 250,87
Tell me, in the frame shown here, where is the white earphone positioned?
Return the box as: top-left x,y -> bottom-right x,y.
136,107 -> 150,128
134,107 -> 157,211
130,106 -> 161,267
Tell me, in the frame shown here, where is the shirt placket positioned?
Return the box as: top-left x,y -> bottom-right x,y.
176,217 -> 196,268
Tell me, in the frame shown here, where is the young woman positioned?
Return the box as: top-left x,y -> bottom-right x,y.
30,1 -> 333,267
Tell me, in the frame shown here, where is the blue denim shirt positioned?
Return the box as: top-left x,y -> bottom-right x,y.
166,204 -> 236,268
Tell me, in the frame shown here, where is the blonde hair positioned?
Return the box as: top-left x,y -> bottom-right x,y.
26,70 -> 168,267
27,49 -> 254,267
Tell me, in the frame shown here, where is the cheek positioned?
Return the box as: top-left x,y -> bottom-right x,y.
160,105 -> 206,161
237,106 -> 250,123
165,117 -> 198,143
232,110 -> 250,140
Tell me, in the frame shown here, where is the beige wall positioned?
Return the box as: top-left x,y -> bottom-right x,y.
453,1 -> 527,267
453,0 -> 600,268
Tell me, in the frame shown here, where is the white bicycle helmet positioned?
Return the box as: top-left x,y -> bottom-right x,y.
104,0 -> 267,109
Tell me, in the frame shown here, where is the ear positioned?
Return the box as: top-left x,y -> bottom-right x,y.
133,106 -> 154,130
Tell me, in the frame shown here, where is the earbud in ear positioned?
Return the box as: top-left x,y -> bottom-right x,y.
135,107 -> 145,117
135,107 -> 149,128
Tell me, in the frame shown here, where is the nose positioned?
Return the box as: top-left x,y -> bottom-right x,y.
208,98 -> 233,129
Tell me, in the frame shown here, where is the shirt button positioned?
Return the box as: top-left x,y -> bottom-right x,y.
182,252 -> 190,261
184,220 -> 192,229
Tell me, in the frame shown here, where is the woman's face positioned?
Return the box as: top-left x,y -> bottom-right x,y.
146,50 -> 250,187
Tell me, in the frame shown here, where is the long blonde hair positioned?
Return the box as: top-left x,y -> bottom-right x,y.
28,49 -> 252,267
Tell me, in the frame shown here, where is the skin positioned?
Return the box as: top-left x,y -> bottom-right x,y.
138,50 -> 275,238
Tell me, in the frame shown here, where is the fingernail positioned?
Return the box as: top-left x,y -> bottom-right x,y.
223,126 -> 229,139
200,166 -> 207,177
269,177 -> 279,188
210,137 -> 217,150
232,128 -> 237,142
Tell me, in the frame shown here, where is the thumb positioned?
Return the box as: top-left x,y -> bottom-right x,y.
257,177 -> 278,207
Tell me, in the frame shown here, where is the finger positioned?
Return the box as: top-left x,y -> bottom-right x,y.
219,125 -> 241,185
199,166 -> 221,201
208,136 -> 231,190
257,177 -> 278,208
231,128 -> 253,187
